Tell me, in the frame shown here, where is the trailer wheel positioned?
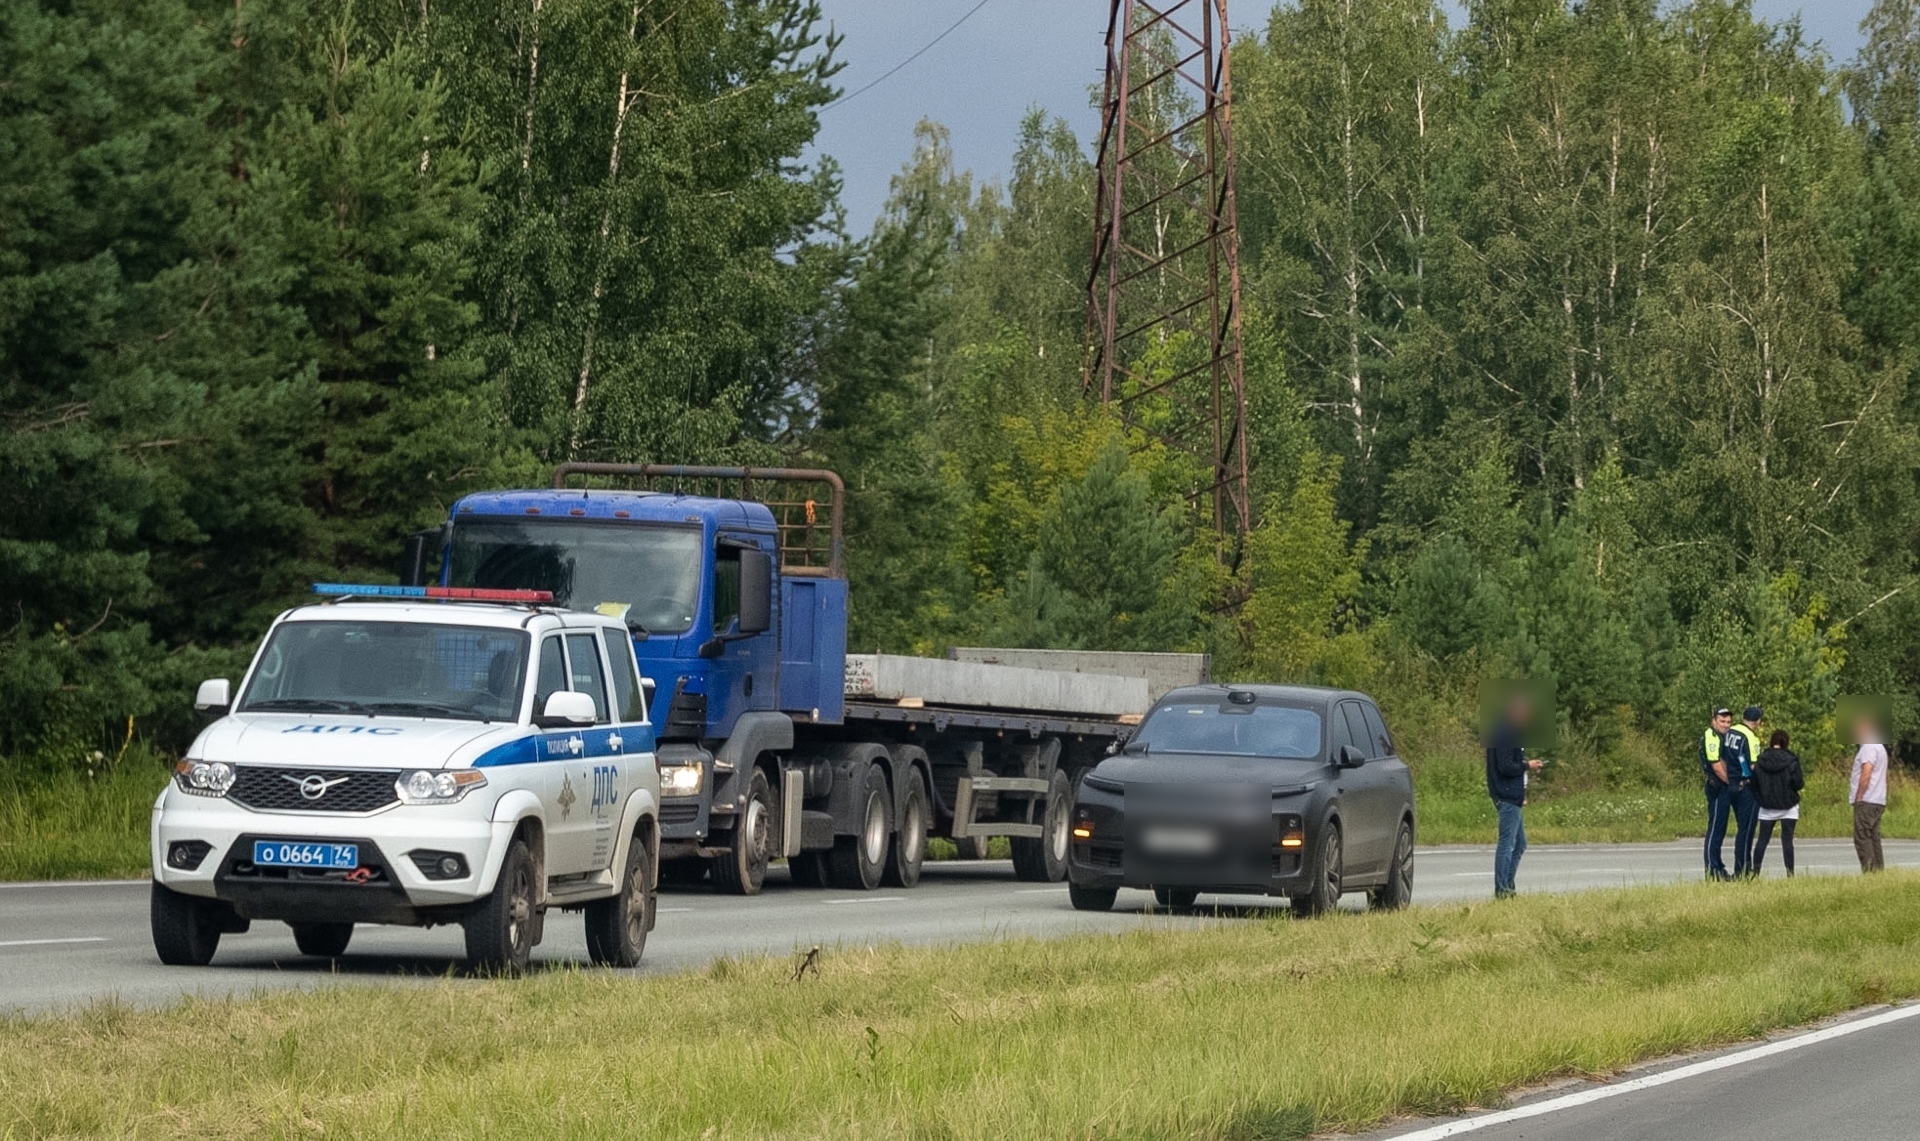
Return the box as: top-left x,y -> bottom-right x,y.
787,850 -> 830,888
1010,770 -> 1071,883
711,768 -> 774,896
883,768 -> 928,889
829,763 -> 890,890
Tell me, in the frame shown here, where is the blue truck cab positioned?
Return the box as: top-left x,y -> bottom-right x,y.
442,486 -> 846,737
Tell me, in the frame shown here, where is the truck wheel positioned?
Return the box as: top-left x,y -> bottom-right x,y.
585,833 -> 654,967
151,882 -> 221,966
464,838 -> 538,973
711,768 -> 774,896
956,836 -> 991,861
1291,823 -> 1343,918
788,850 -> 830,888
829,764 -> 890,890
1068,882 -> 1117,912
1368,820 -> 1415,911
291,922 -> 354,958
1010,770 -> 1071,883
883,768 -> 928,889
1153,886 -> 1200,910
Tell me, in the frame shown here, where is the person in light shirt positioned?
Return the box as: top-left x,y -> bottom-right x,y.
1849,715 -> 1890,874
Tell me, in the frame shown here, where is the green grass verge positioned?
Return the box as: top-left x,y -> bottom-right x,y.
5,874 -> 1920,1140
0,757 -> 168,880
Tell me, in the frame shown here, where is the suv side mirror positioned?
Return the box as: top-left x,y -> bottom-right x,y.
194,678 -> 232,716
535,690 -> 597,728
738,548 -> 773,636
1336,744 -> 1366,769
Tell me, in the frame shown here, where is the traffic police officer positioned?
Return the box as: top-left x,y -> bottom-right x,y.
1700,707 -> 1734,881
1724,706 -> 1765,878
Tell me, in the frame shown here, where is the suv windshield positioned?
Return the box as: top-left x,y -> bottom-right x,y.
239,621 -> 529,723
1131,702 -> 1324,759
448,519 -> 702,635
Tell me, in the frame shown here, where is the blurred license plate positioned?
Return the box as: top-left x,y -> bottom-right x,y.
253,841 -> 358,869
1141,826 -> 1216,855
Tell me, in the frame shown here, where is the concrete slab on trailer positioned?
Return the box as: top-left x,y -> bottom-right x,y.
944,647 -> 1210,703
844,654 -> 1150,718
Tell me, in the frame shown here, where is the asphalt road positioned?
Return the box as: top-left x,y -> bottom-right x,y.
3,838 -> 1916,1015
1362,1002 -> 1920,1141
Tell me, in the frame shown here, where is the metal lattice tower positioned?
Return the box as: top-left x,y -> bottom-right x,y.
1085,0 -> 1251,541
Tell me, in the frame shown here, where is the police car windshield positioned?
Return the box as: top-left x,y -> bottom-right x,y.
448,519 -> 702,635
239,622 -> 530,723
1131,702 -> 1323,759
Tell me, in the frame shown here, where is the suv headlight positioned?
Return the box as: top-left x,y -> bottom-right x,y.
396,769 -> 487,804
660,762 -> 704,795
174,760 -> 236,797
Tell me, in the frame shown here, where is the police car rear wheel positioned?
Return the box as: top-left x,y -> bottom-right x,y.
291,922 -> 353,958
150,881 -> 221,967
585,834 -> 653,967
464,839 -> 537,973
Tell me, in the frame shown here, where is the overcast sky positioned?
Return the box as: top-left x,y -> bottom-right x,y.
809,0 -> 1877,235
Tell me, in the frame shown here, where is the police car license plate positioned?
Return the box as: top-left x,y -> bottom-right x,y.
253,840 -> 358,869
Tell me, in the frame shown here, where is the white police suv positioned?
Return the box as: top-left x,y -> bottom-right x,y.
151,584 -> 660,972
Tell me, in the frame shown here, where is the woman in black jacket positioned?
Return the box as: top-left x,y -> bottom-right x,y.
1753,729 -> 1805,877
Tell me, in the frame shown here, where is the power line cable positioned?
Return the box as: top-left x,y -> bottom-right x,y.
823,0 -> 994,111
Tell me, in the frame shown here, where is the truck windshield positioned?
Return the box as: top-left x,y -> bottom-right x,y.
1131,702 -> 1323,759
239,622 -> 530,723
448,519 -> 703,634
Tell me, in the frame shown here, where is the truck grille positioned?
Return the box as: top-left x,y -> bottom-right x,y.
228,767 -> 402,814
659,800 -> 701,827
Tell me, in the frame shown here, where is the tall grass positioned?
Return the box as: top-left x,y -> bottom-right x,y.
0,752 -> 167,880
4,873 -> 1919,1140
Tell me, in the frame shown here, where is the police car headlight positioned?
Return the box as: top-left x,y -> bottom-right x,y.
396,769 -> 486,804
174,760 -> 235,797
660,763 -> 704,795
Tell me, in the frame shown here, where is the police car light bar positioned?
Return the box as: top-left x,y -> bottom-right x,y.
311,583 -> 555,603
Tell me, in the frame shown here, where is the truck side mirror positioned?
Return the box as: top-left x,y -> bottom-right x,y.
399,523 -> 449,587
739,548 -> 773,636
535,691 -> 597,728
194,678 -> 232,716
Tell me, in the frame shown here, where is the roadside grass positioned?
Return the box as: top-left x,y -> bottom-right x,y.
5,874 -> 1920,1140
0,755 -> 167,880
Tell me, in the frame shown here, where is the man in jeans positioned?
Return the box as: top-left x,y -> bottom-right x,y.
1486,693 -> 1543,898
1851,717 -> 1889,873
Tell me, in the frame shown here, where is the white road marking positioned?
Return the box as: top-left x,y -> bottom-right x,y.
824,896 -> 907,905
1381,1002 -> 1920,1140
656,907 -> 694,914
1016,887 -> 1065,893
0,880 -> 146,890
1453,872 -> 1495,877
0,937 -> 107,948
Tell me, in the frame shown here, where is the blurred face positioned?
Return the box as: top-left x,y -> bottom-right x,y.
1856,718 -> 1881,744
1713,713 -> 1732,733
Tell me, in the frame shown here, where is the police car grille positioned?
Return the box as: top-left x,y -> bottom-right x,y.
229,767 -> 402,813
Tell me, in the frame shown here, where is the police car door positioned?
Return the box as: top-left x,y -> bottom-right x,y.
543,630 -> 617,876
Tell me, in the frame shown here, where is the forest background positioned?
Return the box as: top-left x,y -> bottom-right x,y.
5,0 -> 1920,847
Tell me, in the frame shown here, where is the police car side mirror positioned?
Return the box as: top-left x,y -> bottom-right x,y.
194,678 -> 232,717
536,691 -> 597,728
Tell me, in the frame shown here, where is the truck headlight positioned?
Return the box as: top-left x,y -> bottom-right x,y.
660,762 -> 704,795
396,769 -> 487,804
174,760 -> 235,797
